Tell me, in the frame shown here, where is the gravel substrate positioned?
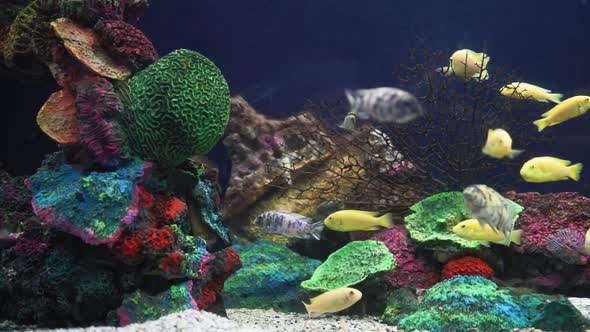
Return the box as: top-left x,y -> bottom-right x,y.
4,297 -> 590,332
227,308 -> 396,332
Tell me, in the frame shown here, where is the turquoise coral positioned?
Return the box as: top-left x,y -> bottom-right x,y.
222,241 -> 321,312
301,240 -> 396,291
121,49 -> 231,167
404,192 -> 523,251
396,276 -> 530,332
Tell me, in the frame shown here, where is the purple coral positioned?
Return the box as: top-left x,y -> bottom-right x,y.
368,225 -> 439,288
72,77 -> 124,168
545,228 -> 587,265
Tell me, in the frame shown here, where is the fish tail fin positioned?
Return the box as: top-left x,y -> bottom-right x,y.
508,149 -> 524,159
547,93 -> 563,104
533,118 -> 548,132
510,229 -> 523,245
569,163 -> 584,181
344,89 -> 357,105
379,213 -> 394,228
479,53 -> 490,80
302,301 -> 312,317
309,221 -> 324,240
339,113 -> 357,131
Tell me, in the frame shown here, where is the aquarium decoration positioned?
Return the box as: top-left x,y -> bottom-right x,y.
222,241 -> 321,312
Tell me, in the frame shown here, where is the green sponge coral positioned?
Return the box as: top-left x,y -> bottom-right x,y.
301,240 -> 396,291
404,192 -> 523,251
122,49 -> 230,167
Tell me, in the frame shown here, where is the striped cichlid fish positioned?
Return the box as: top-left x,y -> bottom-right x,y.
463,184 -> 516,239
340,87 -> 424,130
254,211 -> 324,240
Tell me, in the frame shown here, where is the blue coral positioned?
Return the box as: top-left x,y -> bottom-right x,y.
192,179 -> 230,244
27,157 -> 149,245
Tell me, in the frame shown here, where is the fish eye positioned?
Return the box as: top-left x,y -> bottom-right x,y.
349,291 -> 354,295
461,225 -> 466,228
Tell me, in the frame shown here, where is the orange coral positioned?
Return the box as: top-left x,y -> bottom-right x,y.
36,89 -> 80,145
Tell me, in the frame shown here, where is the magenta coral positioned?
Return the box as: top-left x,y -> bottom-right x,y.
71,77 -> 124,168
504,192 -> 590,260
94,20 -> 158,72
369,225 -> 439,288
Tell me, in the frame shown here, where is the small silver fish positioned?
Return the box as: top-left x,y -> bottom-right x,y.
254,211 -> 324,240
340,87 -> 424,130
463,184 -> 516,239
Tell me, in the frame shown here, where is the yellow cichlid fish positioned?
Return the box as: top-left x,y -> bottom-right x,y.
481,128 -> 523,159
533,95 -> 590,132
499,82 -> 563,104
324,210 -> 393,232
452,218 -> 522,247
584,229 -> 590,255
302,287 -> 362,317
436,49 -> 490,81
520,157 -> 583,183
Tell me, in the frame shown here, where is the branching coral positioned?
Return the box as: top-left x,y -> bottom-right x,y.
121,49 -> 231,167
94,19 -> 158,72
222,242 -> 319,311
301,240 -> 396,291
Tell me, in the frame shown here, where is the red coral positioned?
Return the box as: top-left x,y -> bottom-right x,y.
137,187 -> 154,209
144,227 -> 175,251
441,256 -> 494,280
15,237 -> 47,258
120,236 -> 142,260
159,252 -> 185,274
94,20 -> 158,72
196,248 -> 242,310
369,225 -> 439,288
150,194 -> 187,225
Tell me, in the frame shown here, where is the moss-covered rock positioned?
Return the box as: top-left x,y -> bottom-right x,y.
122,49 -> 230,167
404,192 -> 523,251
222,241 -> 321,312
301,240 -> 396,291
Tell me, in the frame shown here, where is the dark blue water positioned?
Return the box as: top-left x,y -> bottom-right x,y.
3,0 -> 590,194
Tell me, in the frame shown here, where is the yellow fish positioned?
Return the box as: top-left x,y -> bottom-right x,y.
520,157 -> 583,183
452,219 -> 522,247
584,229 -> 590,255
499,82 -> 563,104
436,49 -> 490,81
324,210 -> 393,232
533,95 -> 590,132
481,128 -> 523,159
302,287 -> 362,317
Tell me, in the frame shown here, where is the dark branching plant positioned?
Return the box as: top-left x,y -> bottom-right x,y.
267,37 -> 547,214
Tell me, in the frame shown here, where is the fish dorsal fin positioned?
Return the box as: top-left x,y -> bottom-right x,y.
353,210 -> 380,217
309,294 -> 321,304
545,157 -> 571,165
275,210 -> 313,221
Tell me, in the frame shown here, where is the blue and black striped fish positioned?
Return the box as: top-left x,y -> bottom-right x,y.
340,87 -> 424,130
254,210 -> 324,240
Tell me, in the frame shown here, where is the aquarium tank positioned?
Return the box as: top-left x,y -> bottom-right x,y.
3,1 -> 590,331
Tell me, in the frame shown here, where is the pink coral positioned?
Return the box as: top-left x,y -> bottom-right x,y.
504,191 -> 590,261
94,20 -> 158,72
72,77 -> 124,168
368,225 -> 439,288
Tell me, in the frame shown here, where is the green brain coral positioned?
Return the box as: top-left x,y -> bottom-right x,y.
404,192 -> 523,251
301,240 -> 396,291
121,49 -> 230,167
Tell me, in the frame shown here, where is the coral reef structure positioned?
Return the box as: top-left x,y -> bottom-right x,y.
301,240 -> 396,291
441,256 -> 494,280
222,241 -> 321,312
404,191 -> 523,251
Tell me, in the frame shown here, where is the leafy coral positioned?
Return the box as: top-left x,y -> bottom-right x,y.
27,155 -> 149,245
301,240 -> 396,291
404,191 -> 523,251
121,49 -> 230,167
222,241 -> 320,312
396,276 -> 530,332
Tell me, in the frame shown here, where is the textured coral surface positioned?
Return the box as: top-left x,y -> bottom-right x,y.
405,191 -> 523,251
123,49 -> 230,167
223,242 -> 320,311
441,256 -> 494,280
36,89 -> 81,145
301,240 -> 396,291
